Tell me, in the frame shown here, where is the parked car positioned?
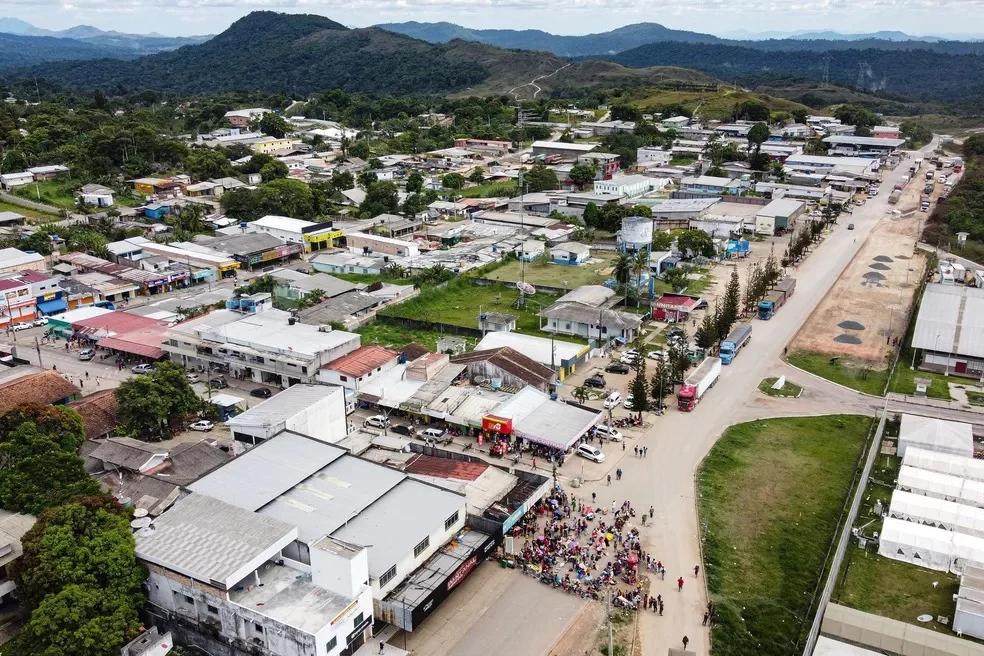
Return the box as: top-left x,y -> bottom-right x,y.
32,317 -> 48,327
594,424 -> 622,442
584,375 -> 606,389
605,363 -> 630,374
185,373 -> 200,383
11,322 -> 32,332
648,350 -> 667,361
78,348 -> 95,361
623,395 -> 641,410
694,300 -> 709,311
576,444 -> 605,463
208,377 -> 228,389
189,420 -> 214,432
603,391 -> 622,409
364,415 -> 389,429
665,327 -> 684,339
250,387 -> 272,398
390,424 -> 414,437
132,363 -> 155,374
620,350 -> 638,364
420,427 -> 450,444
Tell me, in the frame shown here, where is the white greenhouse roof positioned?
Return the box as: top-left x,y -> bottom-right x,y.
903,447 -> 984,483
897,465 -> 984,508
898,413 -> 974,459
889,489 -> 984,539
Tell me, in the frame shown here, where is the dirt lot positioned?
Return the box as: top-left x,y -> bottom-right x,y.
790,185 -> 929,366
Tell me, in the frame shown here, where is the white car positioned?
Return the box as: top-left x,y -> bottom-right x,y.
185,373 -> 200,383
647,350 -> 667,361
620,350 -> 639,364
32,317 -> 48,327
364,415 -> 389,429
939,175 -> 948,183
132,363 -> 155,374
576,444 -> 605,463
78,348 -> 95,361
594,425 -> 623,442
623,395 -> 639,410
603,391 -> 622,409
11,322 -> 32,332
189,420 -> 214,432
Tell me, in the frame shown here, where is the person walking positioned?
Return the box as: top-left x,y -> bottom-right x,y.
694,564 -> 700,577
611,500 -> 616,514
649,505 -> 654,519
616,468 -> 622,481
592,492 -> 597,504
682,636 -> 689,650
607,474 -> 612,486
634,446 -> 639,457
703,611 -> 710,626
677,576 -> 684,591
658,600 -> 663,616
622,441 -> 626,452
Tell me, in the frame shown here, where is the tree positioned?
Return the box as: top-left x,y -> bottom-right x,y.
650,359 -> 672,410
255,178 -> 317,219
612,253 -> 633,286
442,173 -> 466,190
652,231 -> 673,251
748,151 -> 771,172
572,386 -> 589,405
360,181 -> 399,217
259,159 -> 289,182
663,265 -> 689,292
468,167 -> 485,184
330,170 -> 355,192
770,160 -> 786,182
629,342 -> 649,417
0,405 -> 98,515
402,193 -> 429,217
258,112 -> 291,139
524,164 -> 558,192
184,148 -> 233,181
632,205 -> 652,218
900,121 -> 933,147
583,201 -> 601,228
694,311 -> 718,350
405,171 -> 424,193
15,497 -> 144,612
668,333 -> 691,383
706,165 -> 727,178
721,267 -> 741,331
746,122 -> 771,152
11,584 -> 140,656
114,361 -> 200,439
357,170 -> 378,189
568,162 -> 596,187
677,229 -> 715,258
349,140 -> 371,160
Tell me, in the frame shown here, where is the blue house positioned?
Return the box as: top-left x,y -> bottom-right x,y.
551,242 -> 591,266
143,203 -> 172,221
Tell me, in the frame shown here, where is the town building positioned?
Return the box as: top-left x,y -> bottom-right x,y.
912,283 -> 984,378
453,138 -> 512,156
162,299 -> 361,387
76,183 -> 115,207
200,233 -> 305,270
477,312 -> 517,333
0,172 -> 33,190
270,270 -> 358,304
450,347 -> 556,392
593,174 -> 665,199
26,164 -> 69,180
550,242 -> 591,265
224,108 -> 271,127
514,240 -> 545,262
344,233 -> 419,259
250,216 -> 343,253
822,135 -> 905,156
538,302 -> 642,343
642,197 -> 720,230
690,201 -> 763,238
473,332 -> 589,381
0,370 -> 80,414
680,176 -> 743,195
317,345 -> 401,391
872,125 -> 902,139
0,247 -> 44,273
755,199 -> 807,235
0,511 -> 36,607
225,384 -> 348,450
530,141 -> 597,160
0,274 -> 36,327
636,147 -> 672,167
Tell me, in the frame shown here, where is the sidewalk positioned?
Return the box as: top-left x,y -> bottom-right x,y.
886,391 -> 984,413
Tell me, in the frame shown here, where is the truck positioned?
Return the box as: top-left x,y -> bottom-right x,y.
894,175 -> 909,191
676,357 -> 722,412
719,323 -> 753,365
889,189 -> 902,204
925,170 -> 934,181
758,277 -> 796,320
924,182 -> 934,194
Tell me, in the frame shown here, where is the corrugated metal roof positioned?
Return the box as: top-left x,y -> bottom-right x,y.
912,284 -> 984,356
405,454 -> 488,481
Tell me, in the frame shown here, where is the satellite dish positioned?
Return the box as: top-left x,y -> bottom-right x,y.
517,281 -> 536,295
133,508 -> 149,518
131,517 -> 152,530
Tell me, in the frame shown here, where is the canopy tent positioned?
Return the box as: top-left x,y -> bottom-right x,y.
897,465 -> 984,508
821,602 -> 984,656
889,490 -> 984,539
953,531 -> 984,574
904,447 -> 984,482
898,413 -> 974,459
878,517 -> 954,572
955,566 -> 984,640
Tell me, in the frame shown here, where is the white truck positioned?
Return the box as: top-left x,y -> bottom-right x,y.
676,357 -> 722,412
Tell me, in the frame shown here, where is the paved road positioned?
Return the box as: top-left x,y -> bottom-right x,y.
566,142 -> 941,655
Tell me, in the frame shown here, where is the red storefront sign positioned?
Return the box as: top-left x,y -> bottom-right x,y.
447,555 -> 478,592
482,415 -> 512,434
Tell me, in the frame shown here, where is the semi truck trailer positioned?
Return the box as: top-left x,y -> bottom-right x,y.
719,323 -> 753,365
758,278 -> 796,320
676,356 -> 722,411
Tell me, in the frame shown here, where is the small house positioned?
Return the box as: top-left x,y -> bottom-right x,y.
551,242 -> 591,266
478,312 -> 517,333
76,184 -> 115,207
514,240 -> 545,262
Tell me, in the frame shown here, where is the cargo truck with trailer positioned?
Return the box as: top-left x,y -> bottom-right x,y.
719,323 -> 753,365
888,190 -> 902,204
676,356 -> 722,411
758,277 -> 796,320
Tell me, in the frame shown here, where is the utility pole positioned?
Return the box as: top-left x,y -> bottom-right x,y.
607,588 -> 614,656
34,336 -> 42,369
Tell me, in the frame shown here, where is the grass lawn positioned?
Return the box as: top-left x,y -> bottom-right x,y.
480,253 -> 618,289
786,351 -> 888,396
12,178 -> 81,210
888,363 -> 953,400
758,377 -> 803,397
834,552 -> 959,634
380,279 -> 584,343
457,181 -> 517,198
0,200 -> 58,220
357,321 -> 481,353
699,415 -> 871,656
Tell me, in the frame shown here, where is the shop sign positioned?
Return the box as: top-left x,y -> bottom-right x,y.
482,415 -> 512,434
446,555 -> 478,592
347,616 -> 372,644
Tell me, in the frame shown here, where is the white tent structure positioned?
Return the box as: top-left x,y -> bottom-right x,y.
889,490 -> 984,539
897,465 -> 984,508
878,517 -> 955,571
898,413 -> 974,459
954,566 -> 984,640
904,447 -> 984,482
879,517 -> 984,574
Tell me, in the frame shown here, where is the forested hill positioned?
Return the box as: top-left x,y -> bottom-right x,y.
0,32 -> 136,68
611,41 -> 984,105
13,12 -> 493,95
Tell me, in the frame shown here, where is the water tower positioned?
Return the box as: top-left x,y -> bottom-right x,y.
618,216 -> 654,254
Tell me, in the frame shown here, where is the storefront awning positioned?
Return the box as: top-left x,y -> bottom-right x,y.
96,336 -> 165,360
37,298 -> 68,315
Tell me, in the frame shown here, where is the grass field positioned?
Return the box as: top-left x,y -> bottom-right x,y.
699,415 -> 871,656
480,253 -> 618,289
834,552 -> 959,634
457,181 -> 517,198
357,321 -> 482,353
0,200 -> 58,220
786,351 -> 888,396
626,88 -> 810,121
12,178 -> 142,210
888,363 -> 953,400
758,377 -> 803,397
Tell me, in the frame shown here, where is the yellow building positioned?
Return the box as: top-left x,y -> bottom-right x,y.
251,138 -> 296,155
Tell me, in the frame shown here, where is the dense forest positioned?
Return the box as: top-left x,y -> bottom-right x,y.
923,136 -> 984,264
610,42 -> 984,107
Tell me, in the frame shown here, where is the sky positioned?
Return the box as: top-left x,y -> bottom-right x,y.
3,0 -> 984,39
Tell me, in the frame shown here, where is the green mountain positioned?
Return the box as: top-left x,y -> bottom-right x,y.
0,32 -> 133,68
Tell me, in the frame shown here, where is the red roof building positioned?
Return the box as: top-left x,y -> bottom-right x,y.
317,345 -> 400,390
652,294 -> 701,322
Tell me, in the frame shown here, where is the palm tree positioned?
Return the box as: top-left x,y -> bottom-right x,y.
633,249 -> 650,306
572,386 -> 589,405
339,135 -> 351,159
613,252 -> 634,307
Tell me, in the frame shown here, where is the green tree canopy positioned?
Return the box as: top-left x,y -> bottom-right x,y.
468,167 -> 485,184
259,159 -> 289,182
677,229 -> 716,258
442,172 -> 466,190
184,148 -> 234,181
405,171 -> 424,193
15,496 -> 144,611
652,231 -> 673,251
568,163 -> 596,187
360,181 -> 399,217
524,164 -> 558,192
582,201 -> 601,228
258,112 -> 291,139
746,122 -> 771,151
114,361 -> 200,438
349,140 -> 371,160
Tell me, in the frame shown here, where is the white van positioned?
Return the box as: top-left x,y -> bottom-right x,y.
603,391 -> 622,409
594,425 -> 623,442
576,444 -> 605,463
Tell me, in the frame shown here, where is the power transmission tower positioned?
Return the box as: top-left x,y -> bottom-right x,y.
855,62 -> 869,91
821,56 -> 831,89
